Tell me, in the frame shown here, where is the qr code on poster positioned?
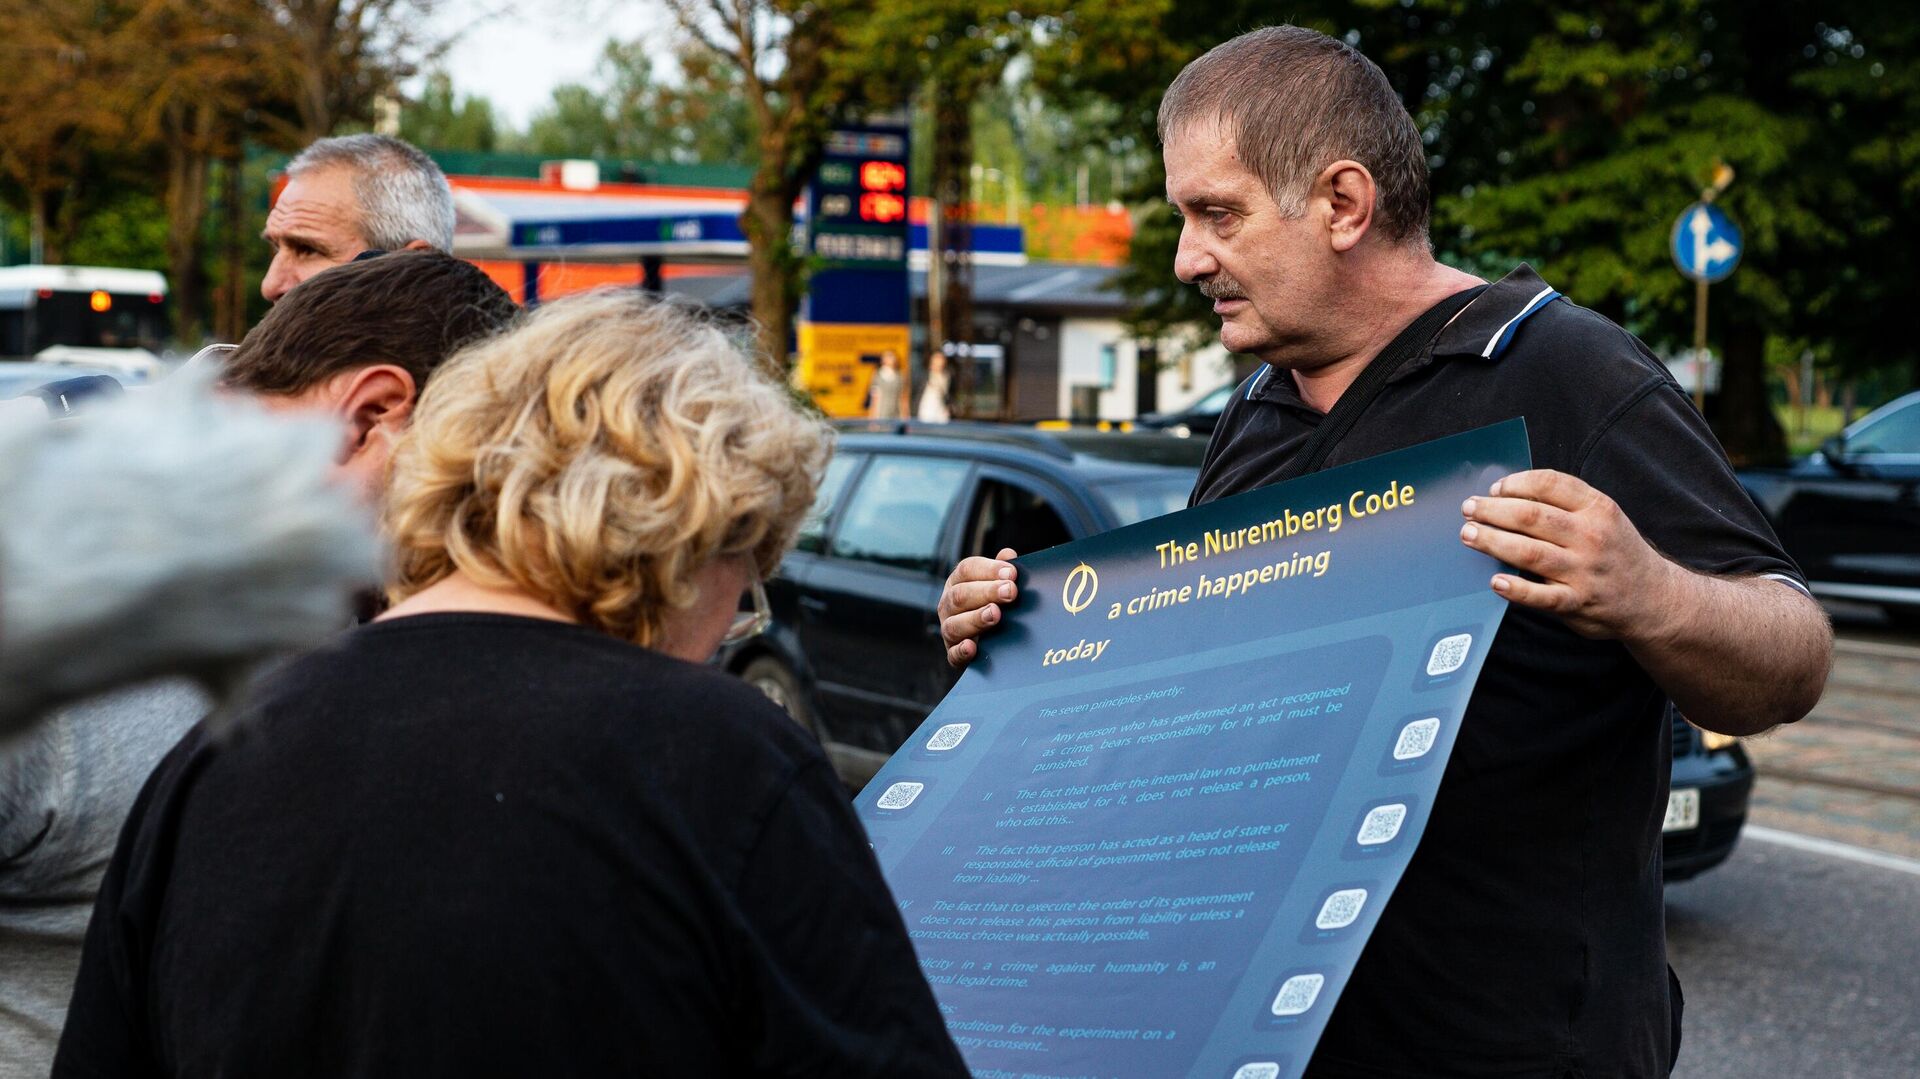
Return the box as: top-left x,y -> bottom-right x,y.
1356,804 -> 1407,846
1393,718 -> 1441,760
875,782 -> 925,810
1315,888 -> 1369,930
925,723 -> 972,751
1270,973 -> 1326,1017
1426,633 -> 1473,676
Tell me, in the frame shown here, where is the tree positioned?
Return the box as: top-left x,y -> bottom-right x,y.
251,0 -> 448,144
0,0 -> 132,264
402,70 -> 501,152
863,2 -> 1053,412
519,41 -> 755,164
1059,2 -> 1917,460
1771,8 -> 1919,392
117,0 -> 267,341
664,46 -> 758,166
0,0 -> 454,344
1437,1 -> 1916,462
665,1 -> 1159,377
663,0 -> 900,372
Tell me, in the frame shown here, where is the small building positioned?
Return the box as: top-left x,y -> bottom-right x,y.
666,263 -> 1237,423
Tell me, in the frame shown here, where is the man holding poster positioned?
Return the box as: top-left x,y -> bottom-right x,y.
939,25 -> 1831,1079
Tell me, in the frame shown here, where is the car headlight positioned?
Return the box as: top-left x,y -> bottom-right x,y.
1699,728 -> 1739,752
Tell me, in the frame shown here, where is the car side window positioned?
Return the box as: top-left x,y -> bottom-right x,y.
794,453 -> 861,555
965,478 -> 1073,558
829,456 -> 971,574
1193,384 -> 1233,417
1849,402 -> 1920,455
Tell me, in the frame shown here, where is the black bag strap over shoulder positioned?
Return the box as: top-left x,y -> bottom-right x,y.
1278,283 -> 1490,481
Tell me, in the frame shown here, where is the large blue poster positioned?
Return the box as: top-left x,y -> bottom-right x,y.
857,420 -> 1534,1079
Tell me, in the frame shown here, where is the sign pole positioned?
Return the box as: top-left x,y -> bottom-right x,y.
1671,162 -> 1738,415
1693,278 -> 1710,413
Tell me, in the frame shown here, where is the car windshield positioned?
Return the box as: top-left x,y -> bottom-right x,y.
1847,397 -> 1920,455
1093,474 -> 1196,526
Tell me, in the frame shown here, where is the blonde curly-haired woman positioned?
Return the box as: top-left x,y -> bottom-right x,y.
56,293 -> 968,1078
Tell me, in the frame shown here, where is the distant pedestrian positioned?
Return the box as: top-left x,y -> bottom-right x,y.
261,134 -> 456,302
55,292 -> 970,1078
868,348 -> 904,419
917,352 -> 952,423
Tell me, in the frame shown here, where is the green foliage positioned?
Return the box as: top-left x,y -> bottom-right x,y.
14,0 -> 1909,406
1087,1 -> 1916,409
461,41 -> 759,165
401,71 -> 501,152
59,189 -> 171,270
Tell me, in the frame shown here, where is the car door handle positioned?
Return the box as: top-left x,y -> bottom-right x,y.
798,596 -> 829,612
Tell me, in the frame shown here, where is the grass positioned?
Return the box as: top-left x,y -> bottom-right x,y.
1776,404 -> 1848,457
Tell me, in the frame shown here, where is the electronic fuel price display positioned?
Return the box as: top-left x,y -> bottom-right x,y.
798,123 -> 913,417
808,129 -> 911,269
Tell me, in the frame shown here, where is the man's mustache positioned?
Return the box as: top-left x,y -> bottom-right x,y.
1197,275 -> 1247,301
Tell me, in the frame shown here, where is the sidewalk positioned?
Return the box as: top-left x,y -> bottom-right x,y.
1740,637 -> 1920,861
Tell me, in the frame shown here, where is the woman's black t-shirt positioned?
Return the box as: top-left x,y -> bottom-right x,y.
54,613 -> 969,1078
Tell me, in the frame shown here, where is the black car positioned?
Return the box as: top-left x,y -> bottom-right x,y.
1739,390 -> 1920,624
1135,381 -> 1235,438
0,361 -> 126,400
718,423 -> 1202,783
1664,707 -> 1754,881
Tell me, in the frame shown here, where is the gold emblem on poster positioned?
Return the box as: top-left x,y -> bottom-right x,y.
1062,563 -> 1099,615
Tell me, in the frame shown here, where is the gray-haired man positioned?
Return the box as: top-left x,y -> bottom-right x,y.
260,133 -> 456,302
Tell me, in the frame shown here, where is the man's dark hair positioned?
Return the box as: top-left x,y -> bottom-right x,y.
1158,25 -> 1431,245
223,250 -> 518,396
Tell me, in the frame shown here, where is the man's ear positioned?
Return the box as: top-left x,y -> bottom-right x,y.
336,364 -> 417,459
1319,160 -> 1377,254
401,239 -> 433,252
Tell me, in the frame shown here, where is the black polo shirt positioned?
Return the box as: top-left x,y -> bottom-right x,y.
1193,265 -> 1804,1078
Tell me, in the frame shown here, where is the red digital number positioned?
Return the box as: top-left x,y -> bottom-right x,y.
859,193 -> 907,223
860,160 -> 906,192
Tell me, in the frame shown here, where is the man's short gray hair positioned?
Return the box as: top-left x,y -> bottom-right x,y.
1158,26 -> 1431,245
286,134 -> 456,253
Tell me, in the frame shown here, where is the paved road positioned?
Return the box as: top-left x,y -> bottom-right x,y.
1667,605 -> 1920,1077
1740,607 -> 1920,859
1668,835 -> 1920,1078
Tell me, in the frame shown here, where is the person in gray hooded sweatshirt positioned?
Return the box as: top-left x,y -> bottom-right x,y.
0,250 -> 516,1075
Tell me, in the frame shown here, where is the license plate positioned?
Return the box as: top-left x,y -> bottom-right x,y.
1663,788 -> 1700,833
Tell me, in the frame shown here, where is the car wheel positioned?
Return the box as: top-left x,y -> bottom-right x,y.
741,655 -> 818,738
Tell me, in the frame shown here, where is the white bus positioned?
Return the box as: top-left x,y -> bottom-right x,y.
0,265 -> 170,378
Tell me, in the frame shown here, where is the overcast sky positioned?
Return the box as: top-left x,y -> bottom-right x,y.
432,0 -> 675,128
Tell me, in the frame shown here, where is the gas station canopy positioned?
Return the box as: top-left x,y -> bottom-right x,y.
451,179 -> 1024,268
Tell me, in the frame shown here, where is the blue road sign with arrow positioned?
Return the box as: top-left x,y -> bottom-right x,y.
1671,202 -> 1743,283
